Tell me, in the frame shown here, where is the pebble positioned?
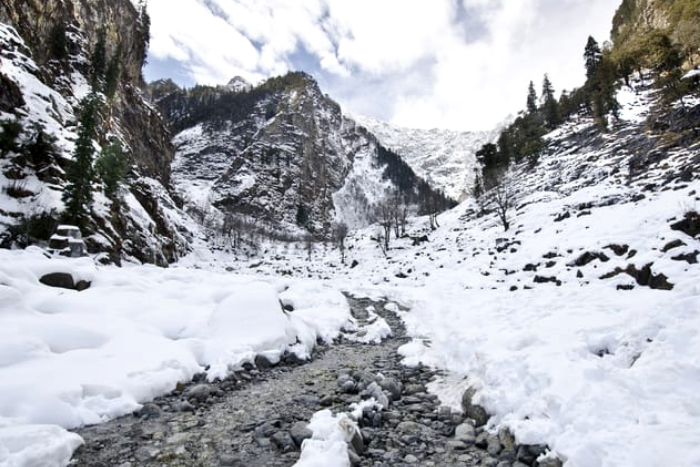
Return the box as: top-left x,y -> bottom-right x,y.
70,296 -> 558,467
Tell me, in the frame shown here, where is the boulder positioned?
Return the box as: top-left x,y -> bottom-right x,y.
39,272 -> 91,291
461,387 -> 490,427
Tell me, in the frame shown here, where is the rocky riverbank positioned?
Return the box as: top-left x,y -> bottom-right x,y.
70,295 -> 558,467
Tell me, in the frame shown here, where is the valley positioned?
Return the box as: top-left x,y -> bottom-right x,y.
1,1 -> 700,466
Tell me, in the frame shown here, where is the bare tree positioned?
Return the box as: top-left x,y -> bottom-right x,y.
332,221 -> 349,264
482,171 -> 514,231
375,201 -> 393,252
304,233 -> 315,260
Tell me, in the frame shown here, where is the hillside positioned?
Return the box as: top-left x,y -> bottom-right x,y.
151,73 -> 453,235
190,78 -> 700,467
0,0 -> 194,265
1,0 -> 700,466
353,115 -> 503,201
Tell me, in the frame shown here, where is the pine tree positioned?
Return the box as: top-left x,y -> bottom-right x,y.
90,29 -> 107,85
584,36 -> 602,79
62,94 -> 102,225
0,119 -> 22,157
103,45 -> 121,100
49,23 -> 69,61
541,74 -> 560,129
526,81 -> 538,114
96,140 -> 129,200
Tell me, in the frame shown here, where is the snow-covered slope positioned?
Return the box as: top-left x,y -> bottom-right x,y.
187,81 -> 700,467
0,1 -> 195,265
353,115 -> 503,201
159,72 -> 451,235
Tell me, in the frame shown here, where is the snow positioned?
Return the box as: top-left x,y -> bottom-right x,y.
185,82 -> 700,467
0,248 -> 351,466
294,410 -> 356,467
353,114 -> 505,200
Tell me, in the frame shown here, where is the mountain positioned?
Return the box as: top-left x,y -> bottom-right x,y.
0,0 -> 194,265
151,72 -> 454,235
353,115 -> 503,201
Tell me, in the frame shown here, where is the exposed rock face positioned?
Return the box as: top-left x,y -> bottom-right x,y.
354,115 -> 503,201
0,0 -> 191,264
154,72 -> 452,234
1,0 -> 172,183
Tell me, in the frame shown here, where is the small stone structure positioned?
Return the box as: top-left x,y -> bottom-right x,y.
48,225 -> 86,258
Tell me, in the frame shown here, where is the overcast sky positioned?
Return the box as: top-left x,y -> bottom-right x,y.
144,0 -> 621,131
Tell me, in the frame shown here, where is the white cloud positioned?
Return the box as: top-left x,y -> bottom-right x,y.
145,0 -> 620,130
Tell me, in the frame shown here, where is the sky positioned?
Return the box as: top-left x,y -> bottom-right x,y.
143,0 -> 621,131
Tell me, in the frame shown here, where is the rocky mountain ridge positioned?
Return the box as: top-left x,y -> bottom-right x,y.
152,72 -> 453,235
353,115 -> 503,201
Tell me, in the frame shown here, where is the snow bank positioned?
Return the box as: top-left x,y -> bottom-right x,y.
393,181 -> 700,467
294,410 -> 355,467
0,248 -> 351,466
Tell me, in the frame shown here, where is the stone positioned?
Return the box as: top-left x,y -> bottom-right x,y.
290,421 -> 312,448
185,384 -> 211,402
271,431 -> 296,453
498,428 -> 516,451
348,449 -> 362,466
177,401 -> 195,412
487,434 -> 502,456
404,454 -> 419,463
364,382 -> 390,409
538,457 -> 564,467
137,403 -> 161,420
454,423 -> 476,443
39,272 -> 82,291
445,440 -> 468,451
254,354 -> 275,369
461,387 -> 490,427
340,380 -> 357,394
347,427 -> 364,454
396,421 -> 424,433
378,377 -> 402,401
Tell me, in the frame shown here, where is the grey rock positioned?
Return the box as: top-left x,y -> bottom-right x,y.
487,434 -> 502,456
403,383 -> 426,395
255,354 -> 276,369
364,382 -> 390,409
499,428 -> 516,451
461,386 -> 490,427
271,431 -> 296,453
38,271 -> 73,289
185,384 -> 211,402
348,449 -> 362,466
137,403 -> 161,420
445,440 -> 468,451
454,422 -> 476,443
404,454 -> 419,463
177,401 -> 195,412
396,421 -> 425,433
340,380 -> 357,394
538,457 -> 564,467
348,428 -> 364,454
290,421 -> 312,448
378,377 -> 402,401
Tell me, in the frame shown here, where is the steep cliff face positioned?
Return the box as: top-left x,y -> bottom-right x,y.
0,0 -> 171,182
155,72 -> 452,235
353,115 -> 504,201
0,0 -> 192,265
611,0 -> 700,56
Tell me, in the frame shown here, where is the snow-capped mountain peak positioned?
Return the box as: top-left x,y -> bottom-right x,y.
223,76 -> 253,93
352,114 -> 503,201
